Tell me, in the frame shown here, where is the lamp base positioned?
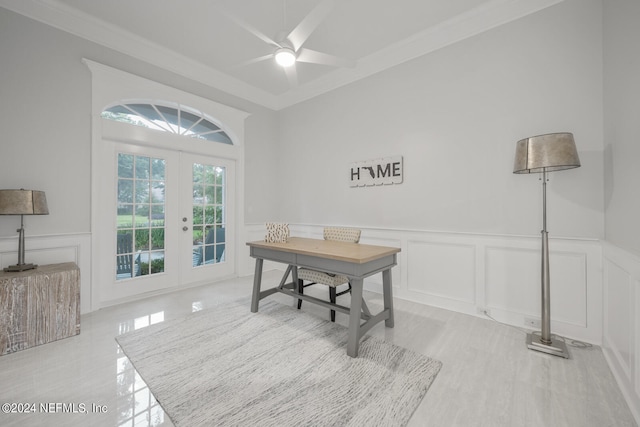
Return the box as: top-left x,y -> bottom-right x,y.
526,332 -> 570,359
3,263 -> 37,272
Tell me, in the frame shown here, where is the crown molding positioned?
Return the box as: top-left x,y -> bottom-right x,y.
275,0 -> 564,109
1,0 -> 563,111
0,0 -> 280,109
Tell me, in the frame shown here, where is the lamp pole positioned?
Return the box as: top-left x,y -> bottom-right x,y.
525,167 -> 569,358
17,214 -> 26,266
540,169 -> 551,346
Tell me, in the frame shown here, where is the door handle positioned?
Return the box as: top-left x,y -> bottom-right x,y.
183,226 -> 189,231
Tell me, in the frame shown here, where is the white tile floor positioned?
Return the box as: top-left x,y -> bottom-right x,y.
0,270 -> 636,426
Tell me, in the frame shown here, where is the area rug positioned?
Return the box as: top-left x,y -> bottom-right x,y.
116,299 -> 442,427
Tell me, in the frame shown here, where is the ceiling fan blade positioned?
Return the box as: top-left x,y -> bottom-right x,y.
284,65 -> 298,87
296,48 -> 355,68
286,0 -> 335,51
219,6 -> 281,48
233,54 -> 273,68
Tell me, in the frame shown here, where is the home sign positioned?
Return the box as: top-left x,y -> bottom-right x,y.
349,156 -> 403,187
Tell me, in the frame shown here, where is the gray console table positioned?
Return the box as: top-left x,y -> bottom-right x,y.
0,262 -> 80,355
247,237 -> 400,357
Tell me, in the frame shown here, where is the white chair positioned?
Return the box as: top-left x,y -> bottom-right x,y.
297,227 -> 361,322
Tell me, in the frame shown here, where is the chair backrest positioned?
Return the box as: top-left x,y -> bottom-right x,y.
116,233 -> 133,275
204,227 -> 225,263
192,247 -> 203,267
323,227 -> 361,243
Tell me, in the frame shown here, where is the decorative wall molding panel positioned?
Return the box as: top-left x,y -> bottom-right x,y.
602,242 -> 640,422
485,246 -> 588,327
0,233 -> 91,314
243,223 -> 602,345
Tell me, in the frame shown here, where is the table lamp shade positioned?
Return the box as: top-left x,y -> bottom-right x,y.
0,190 -> 49,215
513,132 -> 581,174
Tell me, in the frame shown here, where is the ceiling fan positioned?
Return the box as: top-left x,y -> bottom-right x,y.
220,0 -> 355,86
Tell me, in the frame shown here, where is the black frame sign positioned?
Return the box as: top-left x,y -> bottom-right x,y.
349,156 -> 403,187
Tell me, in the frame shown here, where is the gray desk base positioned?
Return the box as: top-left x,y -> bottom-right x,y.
249,249 -> 396,358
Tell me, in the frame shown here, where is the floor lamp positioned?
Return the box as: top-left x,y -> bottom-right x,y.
513,133 -> 580,359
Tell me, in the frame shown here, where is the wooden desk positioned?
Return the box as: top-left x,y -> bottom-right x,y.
0,262 -> 80,355
247,237 -> 400,357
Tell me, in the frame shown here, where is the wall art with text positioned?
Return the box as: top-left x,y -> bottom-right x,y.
349,156 -> 403,187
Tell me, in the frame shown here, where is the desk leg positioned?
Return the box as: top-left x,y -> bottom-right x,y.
291,266 -> 299,308
251,258 -> 264,313
382,268 -> 394,328
347,278 -> 364,358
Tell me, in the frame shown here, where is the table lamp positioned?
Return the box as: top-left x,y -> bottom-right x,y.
0,189 -> 49,272
513,132 -> 580,359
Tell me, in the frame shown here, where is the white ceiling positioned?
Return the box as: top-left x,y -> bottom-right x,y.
1,0 -> 562,110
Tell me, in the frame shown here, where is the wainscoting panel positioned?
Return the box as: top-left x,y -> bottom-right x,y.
243,224 -> 602,344
602,242 -> 640,422
485,246 -> 587,328
485,246 -> 541,316
0,233 -> 92,314
604,258 -> 633,377
359,234 -> 402,289
406,240 -> 475,304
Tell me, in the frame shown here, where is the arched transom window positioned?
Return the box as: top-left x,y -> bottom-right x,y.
102,102 -> 233,145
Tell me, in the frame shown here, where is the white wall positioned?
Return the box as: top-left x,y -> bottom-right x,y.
261,0 -> 611,399
3,0 -> 639,419
0,0 -> 609,339
0,1 -> 605,308
602,0 -> 640,422
0,7 -> 280,313
602,243 -> 640,422
603,0 -> 640,257
277,0 -> 604,240
244,110 -> 281,223
0,7 -> 280,237
0,9 -> 92,236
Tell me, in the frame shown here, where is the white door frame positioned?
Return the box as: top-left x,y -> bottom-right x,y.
86,59 -> 249,309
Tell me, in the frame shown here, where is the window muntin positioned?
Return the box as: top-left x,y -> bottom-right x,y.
102,103 -> 233,145
116,153 -> 166,280
191,163 -> 226,267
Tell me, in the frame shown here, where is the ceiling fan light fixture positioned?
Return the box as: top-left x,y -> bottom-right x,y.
275,47 -> 296,67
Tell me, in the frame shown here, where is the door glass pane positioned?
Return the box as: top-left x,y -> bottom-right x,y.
118,204 -> 133,230
116,153 -> 166,280
118,154 -> 134,178
151,204 -> 165,226
192,163 -> 226,267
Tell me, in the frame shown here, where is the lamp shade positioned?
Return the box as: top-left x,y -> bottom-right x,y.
0,189 -> 49,215
513,132 -> 581,174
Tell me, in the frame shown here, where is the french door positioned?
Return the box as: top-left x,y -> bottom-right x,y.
180,153 -> 235,284
99,142 -> 234,302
